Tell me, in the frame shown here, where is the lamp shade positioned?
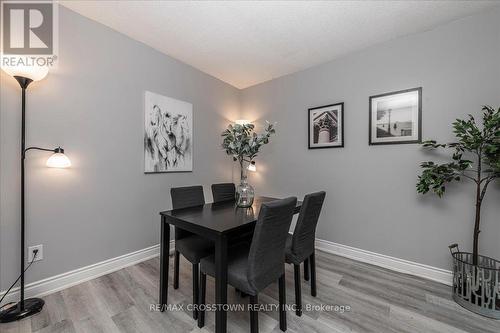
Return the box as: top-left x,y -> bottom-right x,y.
235,119 -> 251,125
247,161 -> 256,172
46,151 -> 71,168
2,64 -> 49,82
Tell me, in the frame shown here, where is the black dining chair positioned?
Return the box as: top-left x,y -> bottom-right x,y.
198,197 -> 298,333
212,182 -> 253,297
212,182 -> 252,245
211,183 -> 236,203
170,186 -> 214,320
285,191 -> 326,316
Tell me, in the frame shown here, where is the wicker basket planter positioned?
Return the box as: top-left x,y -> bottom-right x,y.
450,244 -> 500,319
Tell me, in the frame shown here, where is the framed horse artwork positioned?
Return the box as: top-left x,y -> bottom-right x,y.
144,91 -> 193,173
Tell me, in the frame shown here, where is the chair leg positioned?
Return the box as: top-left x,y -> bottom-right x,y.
236,287 -> 248,297
198,272 -> 206,328
293,264 -> 302,316
304,258 -> 310,281
192,263 -> 199,320
310,252 -> 317,297
278,273 -> 287,332
250,294 -> 259,333
173,250 -> 180,289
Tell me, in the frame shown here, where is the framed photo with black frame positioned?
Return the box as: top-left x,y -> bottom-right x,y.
308,102 -> 344,149
369,87 -> 422,145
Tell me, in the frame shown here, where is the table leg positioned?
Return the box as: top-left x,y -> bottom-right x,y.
159,217 -> 170,310
215,235 -> 228,333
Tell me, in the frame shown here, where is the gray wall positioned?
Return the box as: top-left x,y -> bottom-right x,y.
1,5 -> 499,292
241,7 -> 500,270
0,7 -> 239,290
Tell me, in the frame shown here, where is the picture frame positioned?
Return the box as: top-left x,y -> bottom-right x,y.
144,91 -> 193,173
369,87 -> 422,145
308,102 -> 344,149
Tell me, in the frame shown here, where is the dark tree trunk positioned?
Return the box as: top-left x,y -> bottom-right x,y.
473,183 -> 481,266
472,152 -> 482,266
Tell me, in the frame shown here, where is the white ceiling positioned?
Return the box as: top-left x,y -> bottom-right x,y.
60,1 -> 499,89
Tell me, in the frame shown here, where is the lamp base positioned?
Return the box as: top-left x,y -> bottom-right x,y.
0,298 -> 44,323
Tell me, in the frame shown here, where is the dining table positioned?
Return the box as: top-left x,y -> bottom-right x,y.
159,196 -> 302,333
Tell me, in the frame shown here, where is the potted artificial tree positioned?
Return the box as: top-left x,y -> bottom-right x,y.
417,106 -> 499,318
221,121 -> 275,207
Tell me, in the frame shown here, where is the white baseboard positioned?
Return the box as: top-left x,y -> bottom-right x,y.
2,238 -> 451,304
0,241 -> 175,304
315,238 -> 453,286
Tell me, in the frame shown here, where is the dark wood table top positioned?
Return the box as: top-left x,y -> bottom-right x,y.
160,196 -> 302,235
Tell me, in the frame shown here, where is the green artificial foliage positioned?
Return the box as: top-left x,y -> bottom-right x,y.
417,106 -> 499,264
221,122 -> 276,175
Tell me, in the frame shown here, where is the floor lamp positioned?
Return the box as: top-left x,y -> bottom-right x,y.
0,66 -> 71,323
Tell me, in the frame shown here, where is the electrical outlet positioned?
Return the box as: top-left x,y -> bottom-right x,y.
28,245 -> 43,262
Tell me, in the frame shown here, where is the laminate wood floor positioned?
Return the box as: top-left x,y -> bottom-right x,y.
2,250 -> 499,333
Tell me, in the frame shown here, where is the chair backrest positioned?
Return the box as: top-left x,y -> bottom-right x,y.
171,185 -> 205,210
171,186 -> 205,240
211,183 -> 235,203
291,191 -> 326,259
247,197 -> 297,293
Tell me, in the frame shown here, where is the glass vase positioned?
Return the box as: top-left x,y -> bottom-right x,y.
236,167 -> 254,208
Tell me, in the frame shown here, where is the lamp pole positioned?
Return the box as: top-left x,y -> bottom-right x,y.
17,76 -> 33,311
0,76 -> 47,321
0,65 -> 71,323
0,76 -> 68,323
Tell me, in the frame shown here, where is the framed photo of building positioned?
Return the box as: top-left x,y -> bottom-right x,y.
308,102 -> 344,149
369,87 -> 422,145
